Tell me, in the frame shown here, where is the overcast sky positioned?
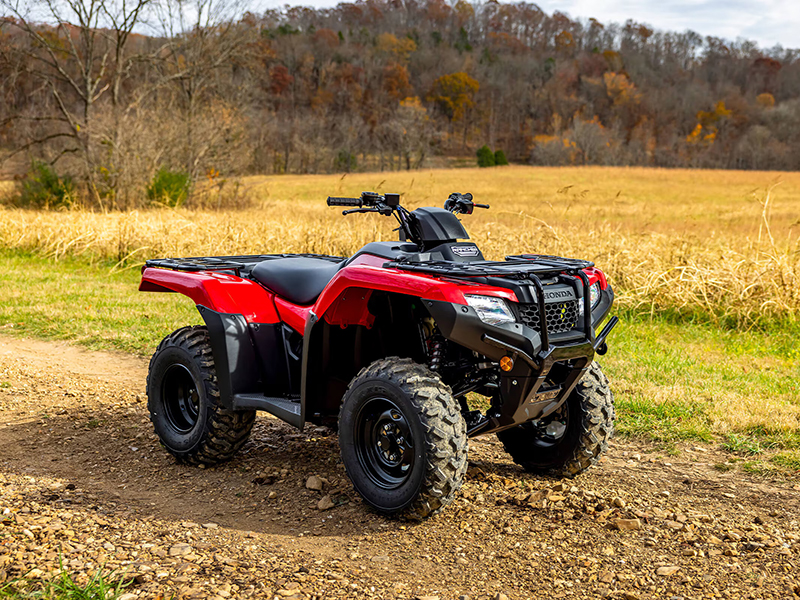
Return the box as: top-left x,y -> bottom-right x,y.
262,0 -> 799,50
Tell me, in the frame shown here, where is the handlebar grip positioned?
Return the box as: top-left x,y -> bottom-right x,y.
475,203 -> 490,209
327,196 -> 362,207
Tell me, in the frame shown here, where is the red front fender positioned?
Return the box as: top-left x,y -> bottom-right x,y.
310,260 -> 519,329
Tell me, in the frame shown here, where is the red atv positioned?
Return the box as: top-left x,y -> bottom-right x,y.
140,191 -> 617,519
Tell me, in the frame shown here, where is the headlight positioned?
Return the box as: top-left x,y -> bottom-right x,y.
465,295 -> 516,326
589,282 -> 601,307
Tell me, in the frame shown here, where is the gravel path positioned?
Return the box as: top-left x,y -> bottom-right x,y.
1,334 -> 799,599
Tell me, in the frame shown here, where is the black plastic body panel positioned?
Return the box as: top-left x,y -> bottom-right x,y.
425,300 -> 542,362
406,242 -> 485,263
412,207 -> 470,246
197,305 -> 303,426
425,298 -> 604,437
197,305 -> 261,408
344,241 -> 420,265
248,322 -> 291,397
592,287 -> 614,327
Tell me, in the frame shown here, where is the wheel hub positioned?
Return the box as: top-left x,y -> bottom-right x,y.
530,402 -> 569,447
162,364 -> 200,434
376,418 -> 408,466
355,400 -> 415,490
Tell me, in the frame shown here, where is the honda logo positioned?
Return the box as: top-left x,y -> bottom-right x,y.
542,288 -> 576,302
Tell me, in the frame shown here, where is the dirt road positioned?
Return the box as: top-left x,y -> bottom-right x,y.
1,334 -> 799,599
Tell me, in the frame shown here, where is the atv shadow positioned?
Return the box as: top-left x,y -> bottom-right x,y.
0,408 -> 395,538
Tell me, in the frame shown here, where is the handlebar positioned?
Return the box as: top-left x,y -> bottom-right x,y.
326,189 -> 486,249
327,196 -> 362,207
444,192 -> 489,215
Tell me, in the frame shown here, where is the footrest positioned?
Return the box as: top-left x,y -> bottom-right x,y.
233,393 -> 302,428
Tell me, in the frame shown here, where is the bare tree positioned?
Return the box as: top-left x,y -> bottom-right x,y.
154,0 -> 252,179
0,0 -> 153,208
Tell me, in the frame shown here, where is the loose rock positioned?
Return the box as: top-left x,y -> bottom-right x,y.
306,475 -> 324,491
614,518 -> 642,531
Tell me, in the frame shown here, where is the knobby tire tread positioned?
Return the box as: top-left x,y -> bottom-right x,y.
148,325 -> 255,466
341,357 -> 468,520
500,362 -> 615,478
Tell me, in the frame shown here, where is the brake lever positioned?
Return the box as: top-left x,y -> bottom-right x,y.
342,207 -> 380,215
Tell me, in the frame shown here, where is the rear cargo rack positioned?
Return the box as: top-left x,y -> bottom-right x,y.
384,254 -> 593,278
145,254 -> 343,277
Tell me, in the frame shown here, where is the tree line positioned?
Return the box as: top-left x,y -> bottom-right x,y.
1,0 -> 799,208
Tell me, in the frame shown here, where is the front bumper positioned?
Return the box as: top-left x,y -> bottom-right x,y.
425,284 -> 616,437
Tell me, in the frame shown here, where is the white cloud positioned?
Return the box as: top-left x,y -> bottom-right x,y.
534,0 -> 799,49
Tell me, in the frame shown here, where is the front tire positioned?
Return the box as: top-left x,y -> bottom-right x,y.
147,326 -> 255,466
338,358 -> 468,520
497,362 -> 614,477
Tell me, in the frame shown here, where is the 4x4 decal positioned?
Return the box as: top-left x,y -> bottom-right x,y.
451,245 -> 480,257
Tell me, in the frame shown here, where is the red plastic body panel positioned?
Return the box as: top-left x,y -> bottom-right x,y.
139,267 -> 281,324
274,297 -> 312,333
323,287 -> 376,329
313,264 -> 519,320
583,267 -> 608,289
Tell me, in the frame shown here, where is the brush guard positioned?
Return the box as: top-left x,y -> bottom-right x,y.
420,254 -> 617,437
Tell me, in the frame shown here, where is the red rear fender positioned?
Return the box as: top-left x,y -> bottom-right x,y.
139,267 -> 280,324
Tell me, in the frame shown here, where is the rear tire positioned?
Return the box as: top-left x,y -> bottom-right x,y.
338,358 -> 468,520
497,362 -> 614,477
147,326 -> 255,466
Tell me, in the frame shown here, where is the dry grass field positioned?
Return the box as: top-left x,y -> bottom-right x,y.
1,166 -> 799,468
1,166 -> 798,328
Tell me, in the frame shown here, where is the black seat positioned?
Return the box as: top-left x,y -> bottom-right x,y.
251,257 -> 344,305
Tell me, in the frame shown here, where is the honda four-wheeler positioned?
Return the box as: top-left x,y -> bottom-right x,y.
140,191 -> 618,519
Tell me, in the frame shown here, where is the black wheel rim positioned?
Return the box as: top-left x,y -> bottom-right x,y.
162,364 -> 201,434
527,402 -> 569,448
354,397 -> 415,490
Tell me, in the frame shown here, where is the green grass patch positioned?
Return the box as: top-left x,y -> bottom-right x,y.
0,251 -> 799,459
722,433 -> 769,456
601,311 -> 800,450
0,566 -> 129,599
0,250 -> 199,355
614,393 -> 713,442
771,451 -> 800,472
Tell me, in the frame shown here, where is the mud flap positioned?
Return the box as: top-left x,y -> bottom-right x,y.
196,305 -> 261,409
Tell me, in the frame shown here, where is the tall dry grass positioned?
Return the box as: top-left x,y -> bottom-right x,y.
1,166 -> 798,329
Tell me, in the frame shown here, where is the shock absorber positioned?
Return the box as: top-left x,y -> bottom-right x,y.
429,336 -> 445,372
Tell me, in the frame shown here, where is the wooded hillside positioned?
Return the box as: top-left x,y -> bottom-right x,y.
1,0 -> 799,208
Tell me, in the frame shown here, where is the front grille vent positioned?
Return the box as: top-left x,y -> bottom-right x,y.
516,300 -> 579,335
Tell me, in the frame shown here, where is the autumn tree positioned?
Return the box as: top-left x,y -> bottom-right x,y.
427,71 -> 480,147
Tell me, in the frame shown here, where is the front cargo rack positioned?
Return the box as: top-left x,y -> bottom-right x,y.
384,254 -> 595,350
384,254 -> 593,278
145,254 -> 343,277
